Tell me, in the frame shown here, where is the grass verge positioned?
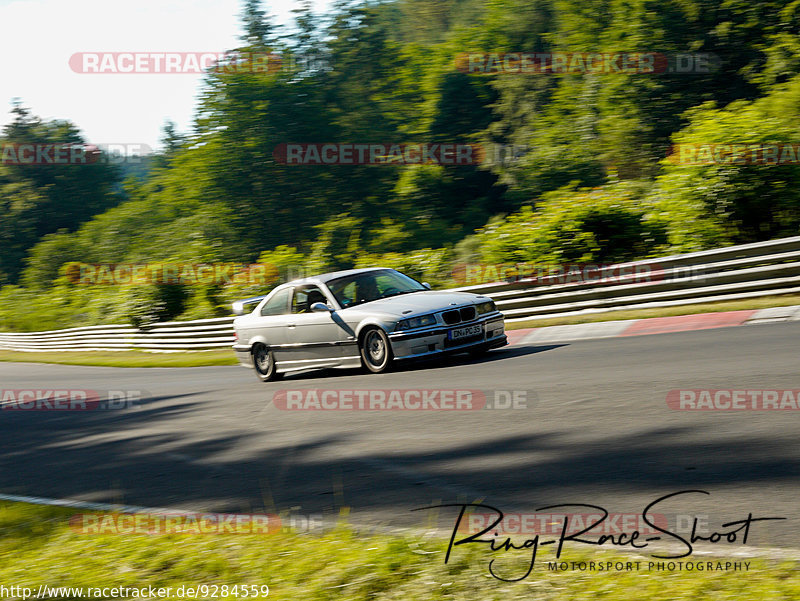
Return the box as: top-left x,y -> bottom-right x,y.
0,501 -> 797,600
0,349 -> 239,368
505,294 -> 800,330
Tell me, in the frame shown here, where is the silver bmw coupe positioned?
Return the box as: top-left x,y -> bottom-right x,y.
232,267 -> 507,381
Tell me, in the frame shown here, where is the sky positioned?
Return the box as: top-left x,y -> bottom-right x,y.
0,0 -> 332,152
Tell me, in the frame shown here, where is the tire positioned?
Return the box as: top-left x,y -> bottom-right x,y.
359,327 -> 394,374
252,343 -> 282,382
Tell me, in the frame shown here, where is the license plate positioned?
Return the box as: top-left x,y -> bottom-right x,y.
448,323 -> 483,340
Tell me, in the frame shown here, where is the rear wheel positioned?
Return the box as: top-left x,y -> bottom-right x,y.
252,343 -> 282,382
360,327 -> 393,373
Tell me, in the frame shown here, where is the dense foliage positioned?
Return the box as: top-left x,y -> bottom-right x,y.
4,0 -> 800,329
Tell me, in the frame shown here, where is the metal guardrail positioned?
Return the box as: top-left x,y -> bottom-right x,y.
0,317 -> 235,353
2,236 -> 800,352
457,235 -> 800,321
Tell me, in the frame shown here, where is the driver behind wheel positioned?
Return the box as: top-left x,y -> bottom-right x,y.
305,289 -> 327,312
354,275 -> 380,303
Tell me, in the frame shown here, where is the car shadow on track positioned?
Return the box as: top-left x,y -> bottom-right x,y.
278,343 -> 569,382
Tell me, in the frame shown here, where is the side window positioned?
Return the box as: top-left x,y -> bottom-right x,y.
260,288 -> 290,316
291,285 -> 327,314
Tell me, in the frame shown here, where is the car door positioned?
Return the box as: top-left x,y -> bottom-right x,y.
285,284 -> 351,366
249,287 -> 292,362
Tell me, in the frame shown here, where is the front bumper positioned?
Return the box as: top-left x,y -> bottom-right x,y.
388,314 -> 506,360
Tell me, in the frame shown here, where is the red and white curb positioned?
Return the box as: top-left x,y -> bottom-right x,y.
507,305 -> 800,346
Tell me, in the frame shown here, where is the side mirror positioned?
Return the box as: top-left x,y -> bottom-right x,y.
422,282 -> 431,290
310,302 -> 333,313
232,294 -> 268,316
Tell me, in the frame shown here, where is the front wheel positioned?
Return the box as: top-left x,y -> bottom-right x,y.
252,343 -> 282,382
360,327 -> 393,373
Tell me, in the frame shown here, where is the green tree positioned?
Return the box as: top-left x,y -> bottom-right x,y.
239,0 -> 277,48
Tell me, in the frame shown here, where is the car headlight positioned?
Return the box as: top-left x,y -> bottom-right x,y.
476,300 -> 496,315
395,314 -> 437,331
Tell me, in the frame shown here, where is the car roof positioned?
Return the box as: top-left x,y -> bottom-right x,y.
286,267 -> 397,286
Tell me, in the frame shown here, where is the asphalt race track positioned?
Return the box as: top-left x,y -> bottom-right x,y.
1,321 -> 799,550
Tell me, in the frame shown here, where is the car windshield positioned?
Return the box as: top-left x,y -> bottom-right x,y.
326,269 -> 426,308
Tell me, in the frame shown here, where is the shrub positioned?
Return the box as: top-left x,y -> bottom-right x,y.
474,182 -> 668,265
